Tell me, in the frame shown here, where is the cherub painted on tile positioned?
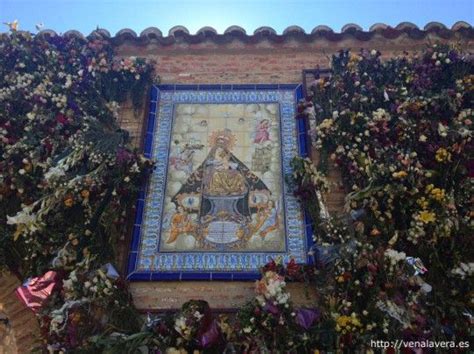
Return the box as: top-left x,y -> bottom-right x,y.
259,200 -> 280,238
167,206 -> 196,244
254,119 -> 271,144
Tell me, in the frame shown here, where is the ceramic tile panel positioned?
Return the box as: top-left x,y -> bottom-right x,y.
127,84 -> 310,280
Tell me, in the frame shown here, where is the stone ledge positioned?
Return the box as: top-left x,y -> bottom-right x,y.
130,281 -> 318,311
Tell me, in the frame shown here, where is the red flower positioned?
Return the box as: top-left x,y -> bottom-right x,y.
262,259 -> 277,272
56,113 -> 69,125
286,259 -> 301,278
367,263 -> 378,273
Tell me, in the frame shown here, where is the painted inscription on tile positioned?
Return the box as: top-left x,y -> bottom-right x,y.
161,103 -> 285,252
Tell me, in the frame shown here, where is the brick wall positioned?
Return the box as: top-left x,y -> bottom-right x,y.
116,32 -> 472,85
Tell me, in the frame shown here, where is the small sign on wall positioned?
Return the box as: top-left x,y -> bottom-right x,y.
127,84 -> 312,281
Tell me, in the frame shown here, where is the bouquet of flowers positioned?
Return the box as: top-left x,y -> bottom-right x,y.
237,260 -> 323,352
0,27 -> 154,351
297,44 -> 473,350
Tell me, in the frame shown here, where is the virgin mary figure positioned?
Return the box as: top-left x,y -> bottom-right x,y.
172,129 -> 269,227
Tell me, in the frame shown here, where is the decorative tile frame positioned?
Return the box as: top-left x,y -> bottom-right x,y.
127,84 -> 313,281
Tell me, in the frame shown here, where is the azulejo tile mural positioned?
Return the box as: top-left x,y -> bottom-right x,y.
128,84 -> 312,280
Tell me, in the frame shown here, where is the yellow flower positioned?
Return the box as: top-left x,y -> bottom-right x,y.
319,118 -> 333,129
435,148 -> 451,162
392,171 -> 407,179
335,315 -> 362,332
430,188 -> 445,201
417,197 -> 429,209
336,275 -> 345,283
418,211 -> 436,224
349,53 -> 361,64
337,315 -> 350,327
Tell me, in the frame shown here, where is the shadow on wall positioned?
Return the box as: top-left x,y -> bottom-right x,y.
0,310 -> 18,354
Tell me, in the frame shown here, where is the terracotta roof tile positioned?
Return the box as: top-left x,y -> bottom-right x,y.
33,22 -> 473,45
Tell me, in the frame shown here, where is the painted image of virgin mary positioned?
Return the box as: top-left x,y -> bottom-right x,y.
172,129 -> 269,221
203,145 -> 246,196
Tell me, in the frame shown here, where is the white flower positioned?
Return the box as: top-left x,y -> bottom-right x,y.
129,162 -> 140,173
384,249 -> 406,265
438,123 -> 448,137
372,108 -> 390,121
50,314 -> 64,332
7,205 -> 42,238
451,262 -> 474,279
69,270 -> 78,282
174,316 -> 187,334
371,49 -> 377,56
243,326 -> 252,333
44,166 -> 66,180
63,279 -> 74,290
459,128 -> 470,138
193,311 -> 204,321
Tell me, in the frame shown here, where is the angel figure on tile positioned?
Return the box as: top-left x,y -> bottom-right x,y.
253,119 -> 271,144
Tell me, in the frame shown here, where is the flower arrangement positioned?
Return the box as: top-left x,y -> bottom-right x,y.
88,260 -> 325,353
0,28 -> 154,351
295,44 -> 473,350
236,266 -> 324,353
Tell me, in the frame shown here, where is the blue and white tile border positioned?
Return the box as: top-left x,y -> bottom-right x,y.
127,84 -> 313,281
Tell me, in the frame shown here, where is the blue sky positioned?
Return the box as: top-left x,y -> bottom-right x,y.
1,0 -> 472,35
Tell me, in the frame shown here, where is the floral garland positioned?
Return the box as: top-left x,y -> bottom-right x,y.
293,44 -> 473,350
0,28 -> 154,351
89,260 -> 328,353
